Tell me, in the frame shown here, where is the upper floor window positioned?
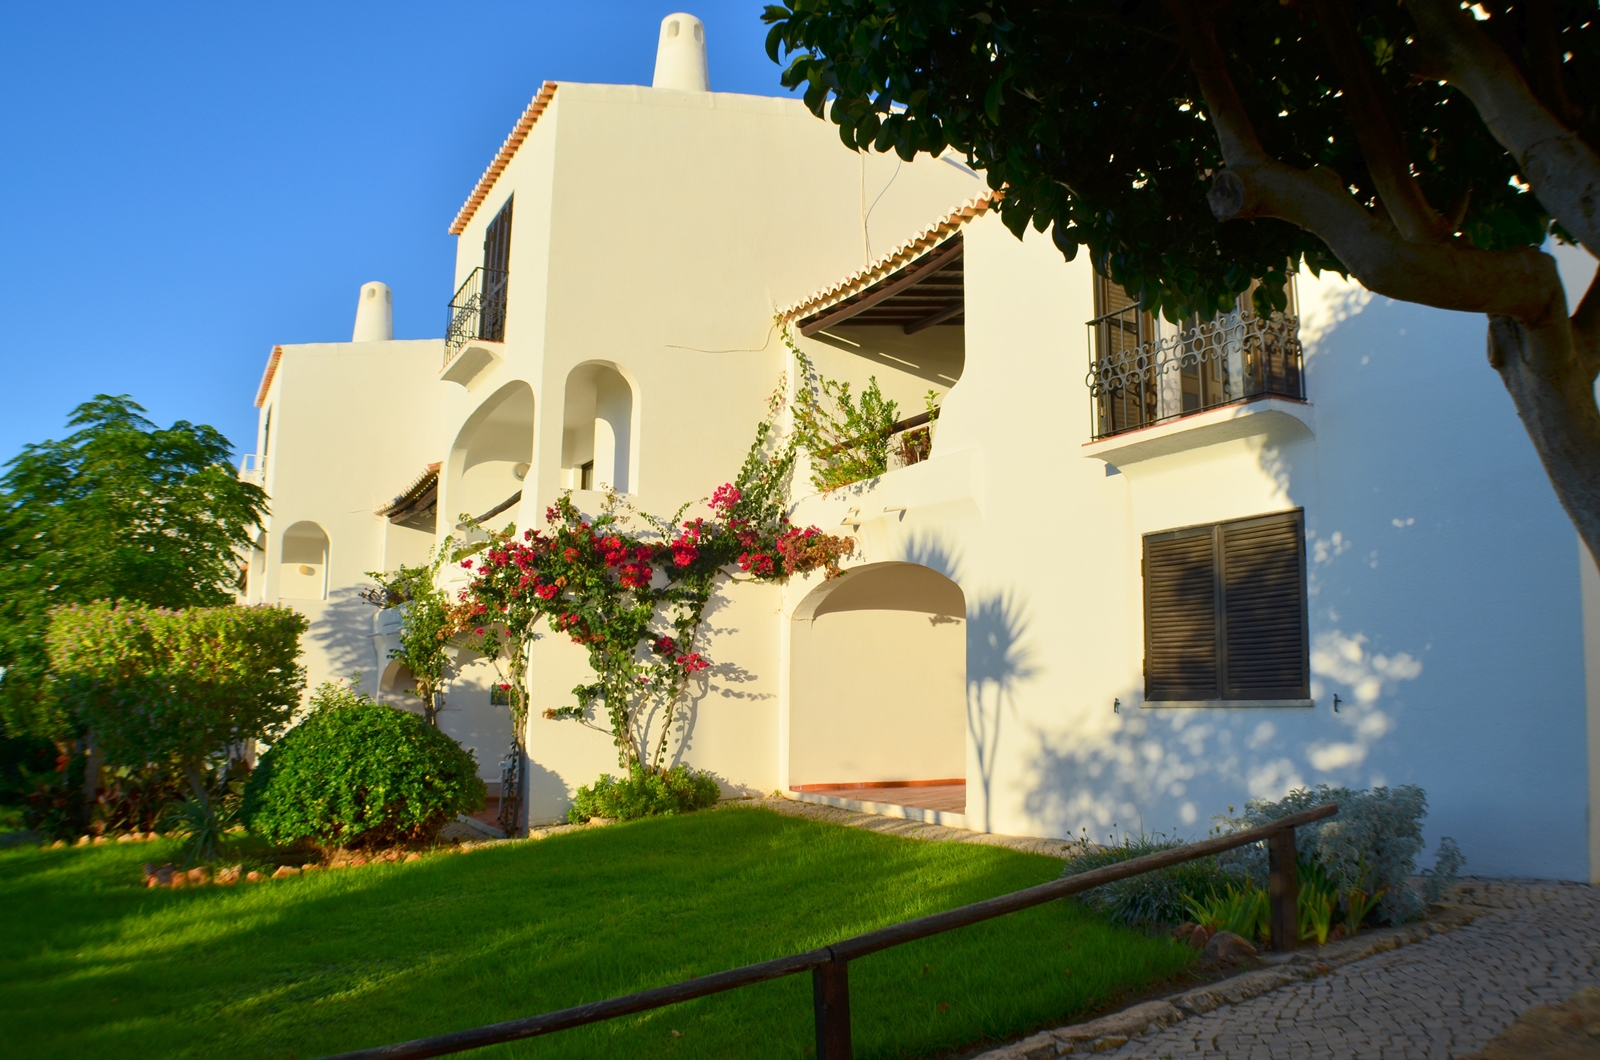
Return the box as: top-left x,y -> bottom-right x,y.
1087,276 -> 1304,440
1143,510 -> 1309,705
445,197 -> 513,363
480,198 -> 512,342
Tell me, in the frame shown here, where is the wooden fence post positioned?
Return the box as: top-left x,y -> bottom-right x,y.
812,955 -> 853,1060
1267,826 -> 1299,953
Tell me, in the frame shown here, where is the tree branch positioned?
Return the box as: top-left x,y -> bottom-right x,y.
1572,266 -> 1600,380
1311,0 -> 1453,243
1165,0 -> 1565,329
1407,0 -> 1600,255
1521,0 -> 1584,131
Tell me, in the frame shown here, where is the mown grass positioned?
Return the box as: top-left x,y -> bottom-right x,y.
0,805 -> 1194,1059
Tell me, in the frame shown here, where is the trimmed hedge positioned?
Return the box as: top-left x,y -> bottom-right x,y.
242,684 -> 485,848
568,764 -> 720,823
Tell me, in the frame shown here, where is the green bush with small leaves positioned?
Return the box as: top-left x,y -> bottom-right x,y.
568,764 -> 720,824
1060,833 -> 1241,928
242,683 -> 485,848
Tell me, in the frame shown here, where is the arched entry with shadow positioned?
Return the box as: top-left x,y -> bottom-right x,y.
788,562 -> 966,814
446,381 -> 534,529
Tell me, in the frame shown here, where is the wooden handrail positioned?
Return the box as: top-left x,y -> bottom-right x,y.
320,802 -> 1337,1060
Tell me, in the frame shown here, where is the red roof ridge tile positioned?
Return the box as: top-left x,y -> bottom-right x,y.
448,81 -> 559,236
254,345 -> 284,409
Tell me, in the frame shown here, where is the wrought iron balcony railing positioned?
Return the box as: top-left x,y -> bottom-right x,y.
1086,307 -> 1304,441
444,266 -> 509,367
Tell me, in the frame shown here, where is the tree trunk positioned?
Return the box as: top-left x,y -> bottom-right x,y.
420,682 -> 438,728
1488,314 -> 1600,565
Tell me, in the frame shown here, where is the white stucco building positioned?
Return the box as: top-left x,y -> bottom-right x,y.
242,13 -> 1600,882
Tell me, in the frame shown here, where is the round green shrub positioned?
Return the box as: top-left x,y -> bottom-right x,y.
568,764 -> 720,823
242,683 -> 486,848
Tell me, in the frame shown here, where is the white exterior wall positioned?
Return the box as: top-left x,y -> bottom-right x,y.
787,214 -> 1594,880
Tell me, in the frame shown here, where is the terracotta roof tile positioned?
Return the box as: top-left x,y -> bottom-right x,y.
449,82 -> 558,236
253,345 -> 283,409
779,189 -> 1004,323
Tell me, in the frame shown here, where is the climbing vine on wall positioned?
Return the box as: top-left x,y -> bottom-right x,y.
457,417 -> 853,774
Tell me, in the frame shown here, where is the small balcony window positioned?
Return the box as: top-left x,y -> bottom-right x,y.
1086,276 -> 1304,440
444,198 -> 512,365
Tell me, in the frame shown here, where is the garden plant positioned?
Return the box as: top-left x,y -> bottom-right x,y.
0,395 -> 268,834
458,414 -> 852,820
1063,785 -> 1464,946
45,601 -> 306,858
242,680 -> 486,848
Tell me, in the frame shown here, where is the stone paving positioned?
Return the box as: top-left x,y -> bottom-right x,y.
1097,879 -> 1600,1060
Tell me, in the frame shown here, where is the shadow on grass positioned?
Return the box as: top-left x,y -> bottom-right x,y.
0,807 -> 1193,1060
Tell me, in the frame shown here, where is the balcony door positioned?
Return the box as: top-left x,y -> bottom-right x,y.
481,198 -> 512,342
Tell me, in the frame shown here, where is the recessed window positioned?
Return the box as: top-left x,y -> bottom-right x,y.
280,521 -> 330,601
1143,510 -> 1308,704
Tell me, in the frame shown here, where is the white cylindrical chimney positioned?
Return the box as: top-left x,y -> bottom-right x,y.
652,13 -> 709,92
352,281 -> 393,342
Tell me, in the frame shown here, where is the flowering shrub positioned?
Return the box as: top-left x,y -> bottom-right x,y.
241,681 -> 485,848
459,420 -> 852,775
567,764 -> 721,823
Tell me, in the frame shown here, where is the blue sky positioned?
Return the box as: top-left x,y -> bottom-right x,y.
0,2 -> 788,463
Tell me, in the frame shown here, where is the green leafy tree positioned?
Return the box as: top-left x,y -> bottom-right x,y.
46,602 -> 307,857
0,395 -> 268,742
763,1 -> 1600,558
365,552 -> 454,728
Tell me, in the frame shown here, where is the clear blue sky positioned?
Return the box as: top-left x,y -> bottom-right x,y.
0,2 -> 788,464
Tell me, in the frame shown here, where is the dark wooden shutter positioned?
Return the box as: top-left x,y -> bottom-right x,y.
481,198 -> 513,342
1220,512 -> 1308,699
1144,527 -> 1219,700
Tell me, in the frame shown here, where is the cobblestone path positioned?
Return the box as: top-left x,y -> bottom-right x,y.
1103,880 -> 1600,1059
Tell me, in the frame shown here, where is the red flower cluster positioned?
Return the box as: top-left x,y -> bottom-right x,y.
677,652 -> 709,673
710,483 -> 742,514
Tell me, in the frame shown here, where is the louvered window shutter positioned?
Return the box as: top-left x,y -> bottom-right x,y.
1144,510 -> 1307,703
1144,526 -> 1220,700
1221,513 -> 1309,699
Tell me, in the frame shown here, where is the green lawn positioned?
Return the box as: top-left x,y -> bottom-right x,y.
0,805 -> 1194,1059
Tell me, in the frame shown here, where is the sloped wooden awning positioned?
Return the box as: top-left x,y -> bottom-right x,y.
379,463 -> 440,529
796,235 -> 965,337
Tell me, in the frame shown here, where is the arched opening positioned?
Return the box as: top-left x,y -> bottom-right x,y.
788,562 -> 966,813
279,521 -> 329,600
561,363 -> 635,493
448,381 -> 534,528
378,660 -> 420,710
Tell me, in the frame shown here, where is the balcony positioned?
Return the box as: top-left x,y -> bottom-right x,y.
238,453 -> 266,485
444,266 -> 508,368
1086,307 -> 1304,441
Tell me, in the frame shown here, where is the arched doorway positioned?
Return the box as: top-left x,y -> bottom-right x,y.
788,562 -> 966,813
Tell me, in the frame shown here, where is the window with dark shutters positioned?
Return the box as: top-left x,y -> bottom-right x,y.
1143,510 -> 1308,703
480,198 -> 513,342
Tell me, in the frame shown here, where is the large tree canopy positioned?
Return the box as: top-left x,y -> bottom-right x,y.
0,395 -> 269,740
763,0 -> 1600,556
